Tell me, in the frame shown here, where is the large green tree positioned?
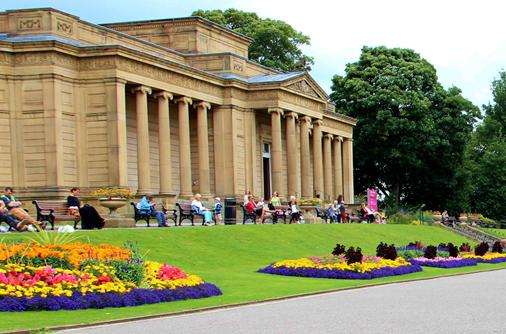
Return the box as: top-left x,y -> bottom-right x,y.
192,9 -> 313,72
467,72 -> 506,220
330,46 -> 479,212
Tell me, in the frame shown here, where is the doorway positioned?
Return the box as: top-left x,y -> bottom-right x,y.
262,143 -> 272,200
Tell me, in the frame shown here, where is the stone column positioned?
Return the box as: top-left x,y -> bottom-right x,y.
154,91 -> 173,195
285,111 -> 298,197
312,119 -> 324,198
132,85 -> 152,194
299,116 -> 312,198
333,136 -> 343,198
269,107 -> 284,197
176,96 -> 193,197
323,133 -> 334,201
196,101 -> 211,196
342,137 -> 354,203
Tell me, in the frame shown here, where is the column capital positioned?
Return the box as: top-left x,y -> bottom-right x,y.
195,101 -> 211,111
285,111 -> 298,120
268,107 -> 284,116
298,115 -> 312,124
131,85 -> 152,95
154,91 -> 173,100
324,133 -> 334,140
334,135 -> 344,142
175,96 -> 193,105
313,119 -> 324,127
344,137 -> 353,142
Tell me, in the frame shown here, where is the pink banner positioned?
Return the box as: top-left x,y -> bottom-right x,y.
367,188 -> 378,212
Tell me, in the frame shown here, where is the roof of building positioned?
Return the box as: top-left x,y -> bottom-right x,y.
101,16 -> 253,43
0,33 -> 88,47
216,72 -> 305,84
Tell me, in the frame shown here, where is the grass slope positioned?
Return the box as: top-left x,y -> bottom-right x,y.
2,224 -> 505,333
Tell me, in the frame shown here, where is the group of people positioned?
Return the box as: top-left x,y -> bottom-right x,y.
243,191 -> 302,224
322,194 -> 348,223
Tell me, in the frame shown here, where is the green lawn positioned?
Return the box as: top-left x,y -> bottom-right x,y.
481,228 -> 506,239
2,224 -> 506,333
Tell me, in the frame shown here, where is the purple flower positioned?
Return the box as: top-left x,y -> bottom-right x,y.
0,283 -> 222,312
474,256 -> 506,264
409,257 -> 477,268
258,264 -> 422,280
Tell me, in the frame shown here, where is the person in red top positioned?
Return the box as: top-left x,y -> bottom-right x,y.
245,195 -> 256,215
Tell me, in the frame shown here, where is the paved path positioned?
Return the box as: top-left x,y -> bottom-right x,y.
59,270 -> 506,334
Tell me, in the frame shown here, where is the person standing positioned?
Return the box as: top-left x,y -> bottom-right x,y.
270,191 -> 281,207
67,187 -> 105,229
214,197 -> 223,225
289,196 -> 301,224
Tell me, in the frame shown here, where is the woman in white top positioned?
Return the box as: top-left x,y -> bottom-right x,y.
191,194 -> 213,226
289,196 -> 301,224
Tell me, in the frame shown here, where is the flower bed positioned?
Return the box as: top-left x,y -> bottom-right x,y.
409,257 -> 477,268
0,242 -> 221,311
462,252 -> 506,263
259,255 -> 422,280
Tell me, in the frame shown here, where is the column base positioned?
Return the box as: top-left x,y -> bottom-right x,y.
136,190 -> 153,196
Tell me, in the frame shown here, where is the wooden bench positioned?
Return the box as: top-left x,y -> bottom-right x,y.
242,204 -> 257,224
131,202 -> 177,227
32,200 -> 80,230
176,202 -> 211,226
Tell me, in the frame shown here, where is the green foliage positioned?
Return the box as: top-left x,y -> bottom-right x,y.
110,260 -> 144,286
397,249 -> 424,259
24,227 -> 83,246
387,212 -> 420,225
331,46 -> 479,213
192,9 -> 313,71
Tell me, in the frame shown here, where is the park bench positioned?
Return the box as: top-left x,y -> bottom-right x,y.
32,200 -> 80,230
131,202 -> 177,227
175,202 -> 211,226
315,207 -> 329,223
242,204 -> 257,224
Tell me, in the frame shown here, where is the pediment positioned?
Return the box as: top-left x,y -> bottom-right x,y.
284,76 -> 328,101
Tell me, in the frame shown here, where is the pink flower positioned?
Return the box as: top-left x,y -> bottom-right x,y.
157,264 -> 187,280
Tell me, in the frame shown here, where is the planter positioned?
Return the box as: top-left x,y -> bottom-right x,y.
99,198 -> 127,217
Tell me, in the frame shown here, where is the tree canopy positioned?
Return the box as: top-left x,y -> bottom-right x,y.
330,46 -> 479,212
467,72 -> 506,220
192,9 -> 313,72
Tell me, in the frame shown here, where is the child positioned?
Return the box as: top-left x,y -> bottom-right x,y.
214,197 -> 223,225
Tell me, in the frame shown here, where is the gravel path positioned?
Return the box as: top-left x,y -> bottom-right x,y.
58,269 -> 506,334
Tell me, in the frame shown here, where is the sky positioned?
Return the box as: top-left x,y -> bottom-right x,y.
1,0 -> 505,109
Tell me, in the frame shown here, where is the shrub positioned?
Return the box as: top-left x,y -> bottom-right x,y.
437,243 -> 449,252
387,212 -> 418,225
447,243 -> 459,257
492,241 -> 503,254
424,245 -> 437,259
332,243 -> 346,256
345,246 -> 363,264
474,242 -> 489,256
110,260 -> 145,285
398,249 -> 424,260
376,242 -> 398,260
459,243 -> 471,252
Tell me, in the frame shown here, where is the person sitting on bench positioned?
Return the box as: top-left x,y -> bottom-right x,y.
191,194 -> 213,226
136,195 -> 168,227
0,200 -> 27,231
359,203 -> 375,223
67,187 -> 105,229
1,187 -> 45,230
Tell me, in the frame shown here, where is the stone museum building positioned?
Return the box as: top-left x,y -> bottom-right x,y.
0,8 -> 356,203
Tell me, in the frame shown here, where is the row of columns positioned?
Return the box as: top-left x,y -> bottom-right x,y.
132,85 -> 211,197
269,107 -> 354,203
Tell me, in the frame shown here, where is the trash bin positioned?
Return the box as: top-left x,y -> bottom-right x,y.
224,197 -> 237,225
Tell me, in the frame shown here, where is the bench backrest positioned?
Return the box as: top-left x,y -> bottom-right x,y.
176,202 -> 192,213
33,200 -> 70,216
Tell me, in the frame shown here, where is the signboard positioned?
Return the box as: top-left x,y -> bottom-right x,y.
367,188 -> 378,212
